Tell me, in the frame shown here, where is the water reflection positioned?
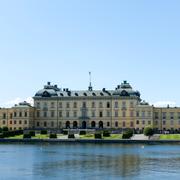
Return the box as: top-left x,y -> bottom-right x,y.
1,144 -> 180,179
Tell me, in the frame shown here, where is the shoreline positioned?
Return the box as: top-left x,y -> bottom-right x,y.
0,139 -> 180,144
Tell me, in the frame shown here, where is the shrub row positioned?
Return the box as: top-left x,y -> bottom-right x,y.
0,130 -> 23,138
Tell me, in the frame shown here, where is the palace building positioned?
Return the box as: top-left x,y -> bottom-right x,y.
1,81 -> 180,132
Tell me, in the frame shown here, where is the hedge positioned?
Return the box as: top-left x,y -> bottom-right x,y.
79,131 -> 86,135
23,134 -> 31,139
29,131 -> 35,137
94,133 -> 102,139
49,134 -> 57,139
41,130 -> 48,135
103,130 -> 110,137
122,129 -> 133,139
68,134 -> 75,139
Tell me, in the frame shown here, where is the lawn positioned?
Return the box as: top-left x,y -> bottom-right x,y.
103,134 -> 122,140
159,134 -> 180,140
80,134 -> 122,140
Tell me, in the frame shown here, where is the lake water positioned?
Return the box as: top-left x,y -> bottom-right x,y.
0,143 -> 180,180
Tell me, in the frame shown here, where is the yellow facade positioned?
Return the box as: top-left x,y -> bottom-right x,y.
1,81 -> 180,132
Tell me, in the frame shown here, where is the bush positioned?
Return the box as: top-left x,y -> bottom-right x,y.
63,131 -> 68,135
3,127 -> 8,132
68,134 -> 75,139
95,133 -> 102,139
144,127 -> 154,137
79,131 -> 86,135
23,134 -> 31,139
103,130 -> 111,137
122,129 -> 133,139
41,130 -> 47,135
49,134 -> 57,139
0,134 -> 4,138
0,128 -> 2,133
29,131 -> 36,137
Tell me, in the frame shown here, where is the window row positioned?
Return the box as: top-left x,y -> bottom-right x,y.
2,112 -> 28,119
37,101 -> 135,109
155,112 -> 180,120
37,111 -> 134,118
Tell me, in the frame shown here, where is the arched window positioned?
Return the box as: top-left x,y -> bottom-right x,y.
91,121 -> 96,128
99,121 -> 103,128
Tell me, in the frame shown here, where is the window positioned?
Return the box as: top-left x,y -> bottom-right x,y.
142,111 -> 145,117
10,121 -> 12,125
51,102 -> 55,108
24,120 -> 27,125
43,102 -> 47,108
99,102 -> 103,108
73,102 -> 77,108
37,111 -> 40,117
14,120 -> 16,125
136,120 -> 139,125
115,111 -> 118,117
163,121 -> 166,125
10,113 -> 13,119
171,120 -> 174,126
19,120 -> 22,125
3,113 -> 6,119
59,111 -> 62,117
51,111 -> 54,118
99,111 -> 103,117
170,112 -> 174,119
92,102 -> 95,108
178,112 -> 180,119
123,111 -> 126,117
3,121 -> 6,125
43,111 -> 47,118
130,121 -> 134,127
122,101 -> 126,108
66,102 -> 70,108
107,111 -> 110,117
37,122 -> 40,127
82,102 -> 86,108
155,112 -> 159,119
130,102 -> 134,108
148,111 -> 151,117
162,112 -> 166,119
142,120 -> 145,125
122,122 -> 126,127
19,112 -> 22,117
130,111 -> 134,117
24,112 -> 27,117
107,102 -> 110,108
92,111 -> 95,117
115,122 -> 118,127
136,111 -> 139,117
66,111 -> 70,118
37,102 -> 40,108
59,102 -> 62,108
51,121 -> 54,127
115,101 -> 118,108
107,122 -> 110,127
73,111 -> 77,117
44,121 -> 47,127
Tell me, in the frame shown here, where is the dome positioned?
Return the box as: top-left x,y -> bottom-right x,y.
35,82 -> 59,97
113,81 -> 140,98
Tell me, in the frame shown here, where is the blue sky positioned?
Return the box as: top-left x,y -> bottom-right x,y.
0,0 -> 180,107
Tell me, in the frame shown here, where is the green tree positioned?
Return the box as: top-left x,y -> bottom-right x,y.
122,129 -> 133,139
144,127 -> 154,138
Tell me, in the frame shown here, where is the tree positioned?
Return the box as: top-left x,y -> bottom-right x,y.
144,127 -> 154,138
122,129 -> 133,139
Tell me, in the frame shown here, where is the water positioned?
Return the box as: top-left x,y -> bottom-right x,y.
0,143 -> 180,180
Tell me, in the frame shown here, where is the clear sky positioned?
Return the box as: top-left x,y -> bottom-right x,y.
0,0 -> 180,107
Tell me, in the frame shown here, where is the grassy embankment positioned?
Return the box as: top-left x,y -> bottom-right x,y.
159,134 -> 180,140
